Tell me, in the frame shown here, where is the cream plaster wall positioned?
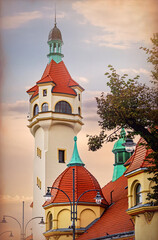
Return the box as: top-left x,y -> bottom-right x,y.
28,87 -> 83,240
135,212 -> 158,240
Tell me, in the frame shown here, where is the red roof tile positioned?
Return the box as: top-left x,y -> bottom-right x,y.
27,85 -> 39,101
43,166 -> 108,207
124,137 -> 154,175
27,60 -> 84,101
77,175 -> 134,240
30,202 -> 33,208
25,234 -> 33,240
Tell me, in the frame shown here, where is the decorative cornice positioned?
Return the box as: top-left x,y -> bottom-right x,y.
28,116 -> 84,129
124,168 -> 147,177
127,204 -> 158,216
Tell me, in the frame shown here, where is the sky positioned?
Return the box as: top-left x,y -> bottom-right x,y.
0,0 -> 158,239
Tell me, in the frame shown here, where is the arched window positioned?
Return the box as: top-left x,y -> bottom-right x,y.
42,103 -> 48,112
33,104 -> 39,116
55,101 -> 72,114
48,213 -> 52,230
136,184 -> 142,205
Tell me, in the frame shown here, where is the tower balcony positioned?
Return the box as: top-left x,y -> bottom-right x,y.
27,111 -> 83,136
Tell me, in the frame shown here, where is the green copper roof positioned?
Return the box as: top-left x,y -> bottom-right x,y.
67,136 -> 85,167
112,164 -> 126,182
112,128 -> 126,153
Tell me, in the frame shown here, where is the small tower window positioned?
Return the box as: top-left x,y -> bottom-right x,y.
78,107 -> 81,116
136,183 -> 142,205
43,89 -> 47,96
58,150 -> 65,163
78,94 -> 80,101
42,103 -> 48,112
37,147 -> 42,158
33,104 -> 39,116
55,101 -> 72,114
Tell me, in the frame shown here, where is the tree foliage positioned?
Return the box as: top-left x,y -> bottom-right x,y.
88,65 -> 158,152
87,34 -> 158,204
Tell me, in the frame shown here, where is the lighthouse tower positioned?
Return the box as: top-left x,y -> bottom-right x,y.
27,20 -> 84,240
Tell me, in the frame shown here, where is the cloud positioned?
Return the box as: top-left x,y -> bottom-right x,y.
82,93 -> 100,122
0,194 -> 32,203
1,11 -> 43,29
118,68 -> 150,75
76,76 -> 89,84
2,100 -> 28,114
73,0 -> 158,48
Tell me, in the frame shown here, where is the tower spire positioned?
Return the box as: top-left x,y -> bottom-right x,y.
67,137 -> 85,167
47,4 -> 64,64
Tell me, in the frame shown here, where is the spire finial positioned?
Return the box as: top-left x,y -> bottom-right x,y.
55,2 -> 57,26
67,137 -> 85,167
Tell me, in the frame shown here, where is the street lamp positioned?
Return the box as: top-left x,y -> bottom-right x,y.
0,231 -> 14,238
1,215 -> 45,240
122,138 -> 136,152
44,168 -> 103,240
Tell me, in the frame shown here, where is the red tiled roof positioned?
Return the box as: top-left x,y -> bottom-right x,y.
27,85 -> 39,101
30,202 -> 33,208
124,137 -> 153,175
43,166 -> 108,207
25,234 -> 33,240
27,60 -> 84,101
77,175 -> 134,240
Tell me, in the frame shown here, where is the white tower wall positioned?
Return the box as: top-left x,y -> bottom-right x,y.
28,90 -> 83,240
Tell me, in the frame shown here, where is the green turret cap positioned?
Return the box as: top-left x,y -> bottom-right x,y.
67,136 -> 85,167
112,128 -> 126,153
112,128 -> 132,182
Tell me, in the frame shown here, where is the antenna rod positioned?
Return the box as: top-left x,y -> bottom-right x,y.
55,2 -> 57,26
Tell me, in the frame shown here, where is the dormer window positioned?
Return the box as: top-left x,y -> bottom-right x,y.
55,101 -> 72,114
42,103 -> 48,112
43,89 -> 47,96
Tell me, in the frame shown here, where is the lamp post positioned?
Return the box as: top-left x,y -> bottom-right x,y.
1,215 -> 45,240
0,231 -> 13,238
44,168 -> 103,240
122,138 -> 136,153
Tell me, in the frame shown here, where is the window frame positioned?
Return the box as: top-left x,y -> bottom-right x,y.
41,102 -> 48,112
135,183 -> 142,205
58,149 -> 66,163
33,104 -> 39,116
43,89 -> 47,97
55,101 -> 72,114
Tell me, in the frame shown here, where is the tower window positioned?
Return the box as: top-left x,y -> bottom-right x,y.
37,147 -> 42,158
37,177 -> 42,189
42,103 -> 48,112
78,107 -> 81,116
136,183 -> 142,205
33,104 -> 39,116
58,150 -> 65,163
78,94 -> 80,101
55,101 -> 72,114
43,89 -> 47,96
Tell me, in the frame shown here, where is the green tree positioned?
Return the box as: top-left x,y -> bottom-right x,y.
88,34 -> 158,204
